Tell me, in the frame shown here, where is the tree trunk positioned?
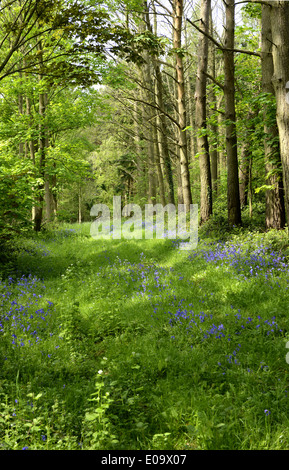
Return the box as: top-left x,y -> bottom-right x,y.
18,71 -> 25,157
139,5 -> 157,204
176,152 -> 184,205
184,19 -> 197,161
153,61 -> 175,204
153,112 -> 166,206
195,0 -> 212,224
239,140 -> 250,208
34,87 -> 47,232
173,0 -> 192,212
151,0 -> 175,203
34,41 -> 48,232
224,0 -> 241,226
208,6 -> 218,195
270,2 -> 289,225
78,184 -> 82,224
134,99 -> 146,202
262,4 -> 285,229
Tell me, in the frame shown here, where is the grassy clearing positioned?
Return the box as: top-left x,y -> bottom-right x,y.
1,222 -> 289,450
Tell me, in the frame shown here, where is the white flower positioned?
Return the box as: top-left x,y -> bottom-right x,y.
98,369 -> 103,375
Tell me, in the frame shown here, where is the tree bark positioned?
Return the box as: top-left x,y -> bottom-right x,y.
223,0 -> 241,226
139,5 -> 157,204
153,60 -> 175,204
153,118 -> 166,206
173,0 -> 192,212
239,140 -> 250,209
262,3 -> 285,229
195,0 -> 212,224
208,6 -> 218,195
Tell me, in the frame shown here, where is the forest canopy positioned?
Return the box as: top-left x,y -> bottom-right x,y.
1,0 -> 289,240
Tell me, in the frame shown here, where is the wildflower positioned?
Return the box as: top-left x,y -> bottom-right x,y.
264,409 -> 271,416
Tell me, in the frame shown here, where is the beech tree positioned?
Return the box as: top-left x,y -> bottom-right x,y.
195,0 -> 212,224
261,3 -> 285,229
269,1 -> 289,225
173,0 -> 192,212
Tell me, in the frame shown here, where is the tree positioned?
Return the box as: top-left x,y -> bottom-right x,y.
261,3 -> 285,229
224,0 -> 241,226
195,0 -> 212,224
173,0 -> 192,212
269,1 -> 289,225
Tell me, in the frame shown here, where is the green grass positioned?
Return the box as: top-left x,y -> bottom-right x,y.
1,221 -> 289,450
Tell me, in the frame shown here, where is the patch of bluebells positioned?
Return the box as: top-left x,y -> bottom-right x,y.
133,260 -> 285,377
80,249 -> 286,380
188,238 -> 289,278
171,299 -> 283,374
19,241 -> 51,258
0,275 -> 61,358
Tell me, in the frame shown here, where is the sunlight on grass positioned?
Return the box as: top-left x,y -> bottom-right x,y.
1,224 -> 289,449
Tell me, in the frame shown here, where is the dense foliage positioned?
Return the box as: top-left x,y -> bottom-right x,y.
1,0 -> 289,452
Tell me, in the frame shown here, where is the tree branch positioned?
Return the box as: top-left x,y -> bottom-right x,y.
204,71 -> 225,90
186,16 -> 261,57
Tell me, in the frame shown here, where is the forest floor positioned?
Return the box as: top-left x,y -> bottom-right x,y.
1,219 -> 289,450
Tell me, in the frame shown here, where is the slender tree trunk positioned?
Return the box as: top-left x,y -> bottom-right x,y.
217,95 -> 226,174
34,86 -> 47,232
270,2 -> 289,224
262,4 -> 285,229
78,184 -> 82,224
139,5 -> 157,204
184,19 -> 196,160
208,7 -> 218,194
173,0 -> 192,211
153,119 -> 166,206
148,0 -> 175,204
195,0 -> 212,224
239,140 -> 250,208
34,41 -> 49,232
18,71 -> 25,157
134,99 -> 146,202
176,151 -> 184,205
224,0 -> 241,226
153,62 -> 175,204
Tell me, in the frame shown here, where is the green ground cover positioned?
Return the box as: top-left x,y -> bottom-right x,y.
1,222 -> 289,450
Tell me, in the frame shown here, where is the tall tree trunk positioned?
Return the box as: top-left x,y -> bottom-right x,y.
18,71 -> 25,157
78,184 -> 82,224
34,86 -> 47,232
173,0 -> 192,211
184,19 -> 197,160
149,0 -> 175,204
34,41 -> 48,232
134,99 -> 146,202
262,4 -> 285,229
270,2 -> 289,225
217,95 -> 226,174
239,140 -> 250,208
26,94 -> 37,223
176,151 -> 184,205
139,5 -> 157,204
153,118 -> 166,206
195,0 -> 212,224
224,0 -> 241,226
153,62 -> 175,204
208,7 -> 218,195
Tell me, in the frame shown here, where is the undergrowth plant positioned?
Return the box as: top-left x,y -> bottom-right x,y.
1,221 -> 289,449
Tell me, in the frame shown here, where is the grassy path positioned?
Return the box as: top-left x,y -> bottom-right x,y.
1,223 -> 289,449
